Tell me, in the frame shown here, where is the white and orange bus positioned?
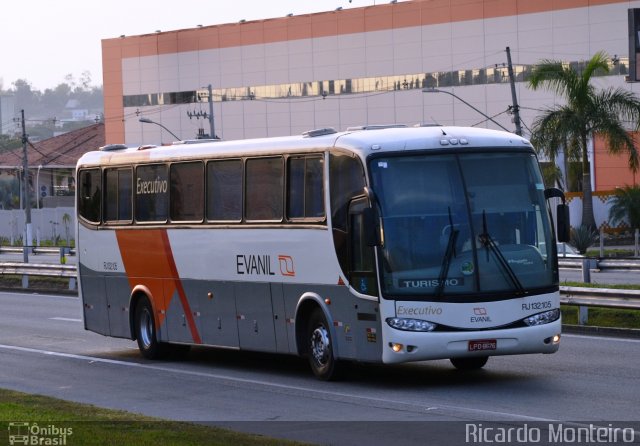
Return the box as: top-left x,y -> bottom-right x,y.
76,125 -> 569,380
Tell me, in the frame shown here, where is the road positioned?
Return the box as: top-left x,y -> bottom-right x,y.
1,291 -> 639,445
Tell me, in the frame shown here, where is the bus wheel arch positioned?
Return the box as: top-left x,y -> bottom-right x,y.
128,285 -> 153,341
129,288 -> 167,359
294,295 -> 341,380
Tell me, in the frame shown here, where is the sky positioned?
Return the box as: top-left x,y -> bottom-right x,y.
1,0 -> 379,91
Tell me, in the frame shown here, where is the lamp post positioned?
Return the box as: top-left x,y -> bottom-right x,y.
138,117 -> 180,141
422,88 -> 511,133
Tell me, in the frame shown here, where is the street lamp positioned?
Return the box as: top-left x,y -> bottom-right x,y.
422,88 -> 511,133
138,117 -> 181,141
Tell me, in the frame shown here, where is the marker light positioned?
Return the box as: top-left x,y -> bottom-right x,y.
386,318 -> 436,332
523,309 -> 560,326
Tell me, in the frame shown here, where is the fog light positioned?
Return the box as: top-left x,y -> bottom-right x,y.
390,342 -> 403,352
553,334 -> 561,344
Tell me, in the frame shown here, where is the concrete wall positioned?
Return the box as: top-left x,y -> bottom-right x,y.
0,208 -> 75,245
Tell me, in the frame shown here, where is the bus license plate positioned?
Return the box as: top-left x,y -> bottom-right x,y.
468,339 -> 497,352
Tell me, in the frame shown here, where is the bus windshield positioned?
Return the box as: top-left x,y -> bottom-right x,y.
369,151 -> 557,300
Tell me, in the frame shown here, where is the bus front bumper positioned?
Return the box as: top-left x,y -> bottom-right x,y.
381,319 -> 561,364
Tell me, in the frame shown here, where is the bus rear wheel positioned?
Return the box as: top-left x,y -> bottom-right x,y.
307,308 -> 340,380
134,297 -> 166,359
450,356 -> 489,370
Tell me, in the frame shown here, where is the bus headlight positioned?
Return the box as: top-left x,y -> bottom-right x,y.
386,317 -> 436,332
523,309 -> 560,326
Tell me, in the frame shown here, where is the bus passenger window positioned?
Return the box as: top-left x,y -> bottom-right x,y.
78,169 -> 101,223
170,162 -> 204,222
245,157 -> 283,222
104,168 -> 132,222
135,164 -> 169,222
287,155 -> 324,220
207,159 -> 242,221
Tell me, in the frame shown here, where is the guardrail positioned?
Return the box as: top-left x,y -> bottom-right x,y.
559,257 -> 640,270
0,262 -> 77,290
0,246 -> 75,256
560,285 -> 640,325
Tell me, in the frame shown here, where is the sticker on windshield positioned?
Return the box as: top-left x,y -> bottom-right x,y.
536,183 -> 544,190
461,261 -> 474,276
378,161 -> 388,168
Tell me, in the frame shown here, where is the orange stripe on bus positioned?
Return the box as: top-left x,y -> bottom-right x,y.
116,229 -> 202,344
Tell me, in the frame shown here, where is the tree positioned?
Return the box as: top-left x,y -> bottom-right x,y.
608,185 -> 640,231
528,51 -> 640,230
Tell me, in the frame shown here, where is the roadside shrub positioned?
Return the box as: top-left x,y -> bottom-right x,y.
570,225 -> 597,254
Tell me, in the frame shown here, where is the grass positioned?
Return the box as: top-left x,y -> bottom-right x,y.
561,305 -> 640,329
585,248 -> 635,257
0,275 -> 72,293
0,388 -> 304,446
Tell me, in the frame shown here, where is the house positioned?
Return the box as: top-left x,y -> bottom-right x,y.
0,123 -> 104,210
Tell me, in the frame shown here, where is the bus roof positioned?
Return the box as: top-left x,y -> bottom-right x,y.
76,126 -> 533,167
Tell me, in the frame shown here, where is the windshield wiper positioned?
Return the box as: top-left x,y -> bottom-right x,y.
478,210 -> 525,295
435,207 -> 459,296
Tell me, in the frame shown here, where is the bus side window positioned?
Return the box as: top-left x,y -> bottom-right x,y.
245,157 -> 283,222
287,155 -> 325,221
135,164 -> 169,223
170,161 -> 204,222
78,168 -> 101,223
207,159 -> 243,221
104,167 -> 132,223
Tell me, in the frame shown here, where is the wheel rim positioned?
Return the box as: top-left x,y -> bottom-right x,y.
139,308 -> 154,350
310,325 -> 331,368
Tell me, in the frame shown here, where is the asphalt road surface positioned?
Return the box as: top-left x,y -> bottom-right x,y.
0,291 -> 639,445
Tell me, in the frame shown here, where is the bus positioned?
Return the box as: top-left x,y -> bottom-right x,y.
76,125 -> 570,380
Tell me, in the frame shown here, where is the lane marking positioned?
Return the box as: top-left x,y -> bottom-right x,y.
0,342 -> 555,422
49,317 -> 82,322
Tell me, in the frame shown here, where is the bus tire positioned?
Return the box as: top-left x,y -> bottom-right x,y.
450,356 -> 489,370
307,308 -> 340,380
134,297 -> 166,359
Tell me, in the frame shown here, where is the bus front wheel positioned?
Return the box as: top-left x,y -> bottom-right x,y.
134,297 -> 166,359
450,356 -> 489,370
307,308 -> 340,380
